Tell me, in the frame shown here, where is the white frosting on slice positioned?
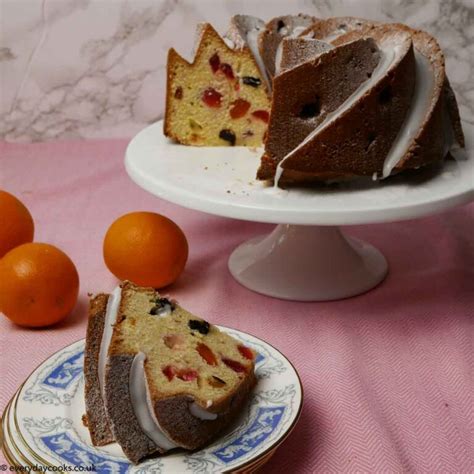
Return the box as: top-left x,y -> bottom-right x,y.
382,51 -> 435,177
129,352 -> 179,451
98,286 -> 121,397
274,41 -> 404,187
189,402 -> 218,420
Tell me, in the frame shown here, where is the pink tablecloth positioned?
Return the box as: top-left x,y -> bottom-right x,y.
0,140 -> 473,473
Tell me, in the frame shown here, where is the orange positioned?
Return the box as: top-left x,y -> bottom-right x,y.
103,212 -> 188,288
0,190 -> 34,258
0,243 -> 80,327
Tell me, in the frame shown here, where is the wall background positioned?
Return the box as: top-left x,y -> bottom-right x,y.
1,0 -> 473,142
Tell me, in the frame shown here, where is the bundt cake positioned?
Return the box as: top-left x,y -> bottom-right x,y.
84,281 -> 256,464
163,15 -> 465,187
164,23 -> 271,147
257,17 -> 465,186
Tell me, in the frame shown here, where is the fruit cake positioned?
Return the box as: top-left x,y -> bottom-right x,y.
164,23 -> 271,147
256,18 -> 465,186
84,281 -> 256,464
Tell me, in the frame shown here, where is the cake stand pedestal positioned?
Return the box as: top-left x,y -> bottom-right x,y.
125,121 -> 473,301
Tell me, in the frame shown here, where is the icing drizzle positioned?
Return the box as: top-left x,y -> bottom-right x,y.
129,352 -> 179,451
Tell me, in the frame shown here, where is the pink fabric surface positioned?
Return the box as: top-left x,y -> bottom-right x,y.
0,140 -> 473,473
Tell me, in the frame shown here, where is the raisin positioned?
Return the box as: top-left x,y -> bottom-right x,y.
202,88 -> 222,108
238,345 -> 254,360
209,53 -> 220,73
209,375 -> 227,388
174,87 -> 183,99
197,343 -> 218,366
242,76 -> 261,87
222,358 -> 247,373
188,319 -> 210,334
251,110 -> 270,123
220,63 -> 234,79
149,297 -> 174,315
229,99 -> 251,119
277,20 -> 286,32
219,129 -> 236,146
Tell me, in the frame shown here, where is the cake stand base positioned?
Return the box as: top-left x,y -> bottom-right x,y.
228,225 -> 388,301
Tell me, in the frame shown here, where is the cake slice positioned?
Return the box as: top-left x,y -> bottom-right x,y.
84,282 -> 256,464
164,23 -> 270,146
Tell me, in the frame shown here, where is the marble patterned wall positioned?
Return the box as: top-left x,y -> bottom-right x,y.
1,0 -> 472,142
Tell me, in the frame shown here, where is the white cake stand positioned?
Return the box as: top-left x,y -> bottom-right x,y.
125,121 -> 473,301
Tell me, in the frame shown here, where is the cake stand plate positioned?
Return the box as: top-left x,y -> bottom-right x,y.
125,121 -> 474,301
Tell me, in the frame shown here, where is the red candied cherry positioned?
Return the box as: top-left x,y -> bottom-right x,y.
222,358 -> 247,373
197,343 -> 218,366
162,365 -> 176,381
202,88 -> 223,108
177,369 -> 198,381
251,110 -> 270,123
209,53 -> 220,73
220,63 -> 234,80
230,99 -> 251,119
238,345 -> 254,360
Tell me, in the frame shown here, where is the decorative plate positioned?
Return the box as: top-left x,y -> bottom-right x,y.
1,327 -> 303,473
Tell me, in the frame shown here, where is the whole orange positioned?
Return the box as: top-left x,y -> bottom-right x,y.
103,212 -> 188,288
0,190 -> 34,258
0,243 -> 80,327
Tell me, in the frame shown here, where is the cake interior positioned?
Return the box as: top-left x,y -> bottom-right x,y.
109,284 -> 255,408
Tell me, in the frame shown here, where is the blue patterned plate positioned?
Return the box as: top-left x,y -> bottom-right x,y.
2,327 -> 303,473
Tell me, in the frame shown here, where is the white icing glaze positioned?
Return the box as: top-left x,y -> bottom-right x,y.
189,402 -> 218,420
98,286 -> 121,397
223,37 -> 235,49
129,352 -> 179,451
382,51 -> 435,177
274,41 -> 404,187
155,302 -> 173,316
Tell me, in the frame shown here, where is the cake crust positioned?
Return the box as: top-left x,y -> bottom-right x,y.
83,294 -> 115,446
105,354 -> 164,464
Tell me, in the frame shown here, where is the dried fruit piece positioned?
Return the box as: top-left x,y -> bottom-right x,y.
251,110 -> 270,123
222,358 -> 247,373
177,369 -> 198,381
238,345 -> 254,360
174,87 -> 183,99
202,88 -> 222,108
189,118 -> 203,130
220,63 -> 234,79
197,343 -> 218,366
242,76 -> 261,87
188,319 -> 210,334
209,375 -> 227,388
230,99 -> 251,119
162,365 -> 176,381
219,129 -> 236,146
209,53 -> 220,73
163,334 -> 184,349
